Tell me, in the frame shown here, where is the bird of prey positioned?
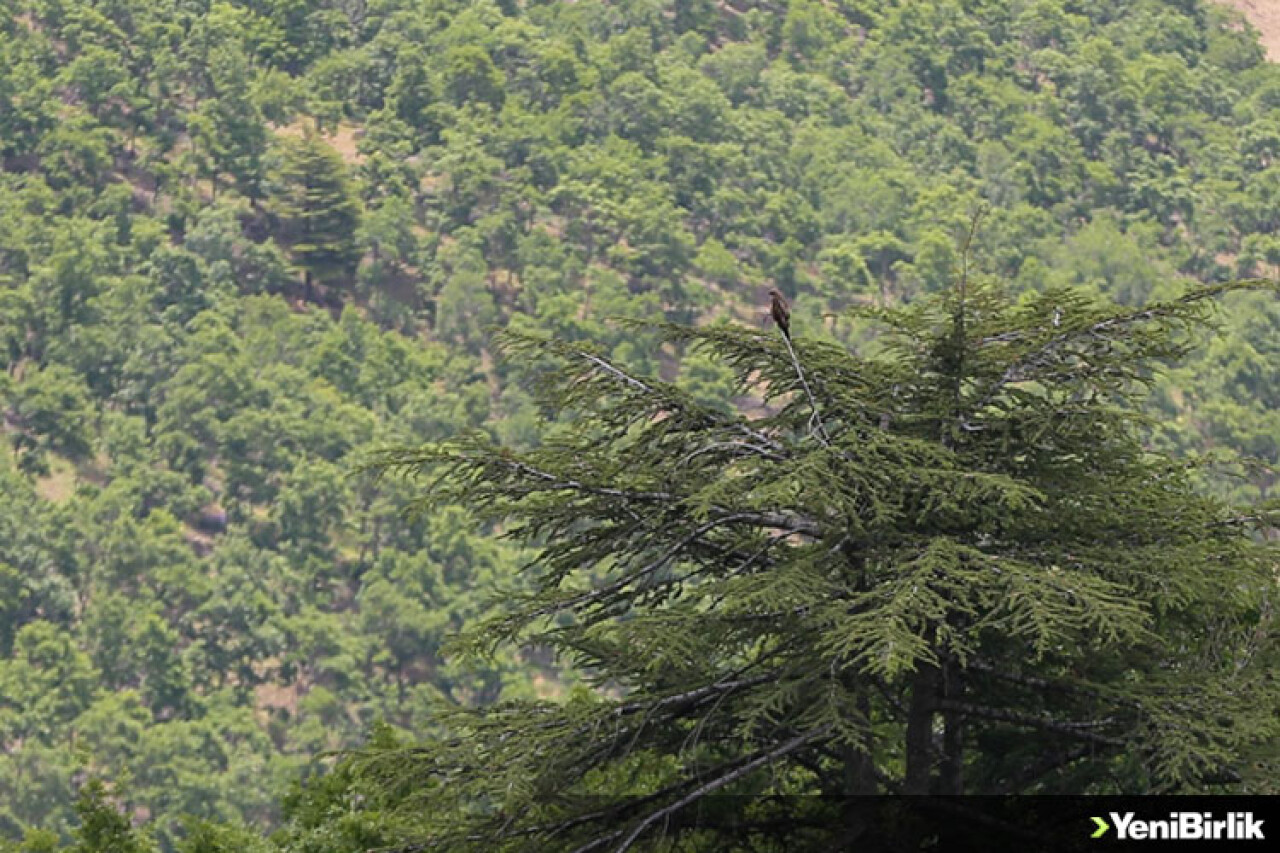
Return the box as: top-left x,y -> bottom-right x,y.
768,288 -> 791,339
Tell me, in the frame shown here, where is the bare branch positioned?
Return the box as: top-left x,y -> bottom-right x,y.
778,331 -> 831,446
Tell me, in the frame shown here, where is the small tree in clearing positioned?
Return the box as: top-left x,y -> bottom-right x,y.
268,130 -> 361,297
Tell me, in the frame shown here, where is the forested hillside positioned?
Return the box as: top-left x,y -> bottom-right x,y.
1,0 -> 1278,849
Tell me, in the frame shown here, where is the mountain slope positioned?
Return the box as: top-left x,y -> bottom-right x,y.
1,0 -> 1279,847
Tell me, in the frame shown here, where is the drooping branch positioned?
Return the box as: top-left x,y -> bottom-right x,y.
936,699 -> 1124,747
603,724 -> 834,853
995,744 -> 1092,793
392,449 -> 825,538
616,673 -> 778,718
966,659 -> 1143,710
525,513 -> 762,618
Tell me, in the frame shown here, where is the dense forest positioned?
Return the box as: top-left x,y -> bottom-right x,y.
0,0 -> 1278,850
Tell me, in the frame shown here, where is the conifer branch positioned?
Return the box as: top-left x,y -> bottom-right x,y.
976,279 -> 1274,349
677,439 -> 785,466
617,674 -> 777,717
966,660 -> 1143,709
598,724 -> 834,853
526,513 -> 760,617
995,744 -> 1093,793
565,342 -> 786,453
777,330 -> 831,446
970,280 -> 1278,415
418,450 -> 823,535
483,454 -> 674,503
936,700 -> 1124,746
577,351 -> 654,394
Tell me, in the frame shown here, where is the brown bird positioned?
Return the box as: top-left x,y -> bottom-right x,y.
768,288 -> 791,338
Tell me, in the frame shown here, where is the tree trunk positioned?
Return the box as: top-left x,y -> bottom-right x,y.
904,660 -> 939,794
938,658 -> 964,794
839,686 -> 880,794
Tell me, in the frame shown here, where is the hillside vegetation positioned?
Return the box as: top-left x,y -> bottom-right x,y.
1,0 -> 1279,849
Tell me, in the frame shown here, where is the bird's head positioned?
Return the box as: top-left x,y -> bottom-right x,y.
768,288 -> 783,299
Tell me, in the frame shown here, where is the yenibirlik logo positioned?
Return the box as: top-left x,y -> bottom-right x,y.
1091,812 -> 1265,841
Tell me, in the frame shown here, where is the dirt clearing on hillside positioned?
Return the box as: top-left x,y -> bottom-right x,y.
1223,0 -> 1280,60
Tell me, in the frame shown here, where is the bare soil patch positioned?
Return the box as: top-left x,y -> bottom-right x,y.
1222,0 -> 1280,60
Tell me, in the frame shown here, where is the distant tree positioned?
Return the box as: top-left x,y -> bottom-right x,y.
5,363 -> 96,471
174,818 -> 271,853
184,200 -> 293,296
35,112 -> 114,194
267,131 -> 362,296
356,279 -> 1279,849
66,780 -> 152,853
273,457 -> 349,556
60,45 -> 129,125
0,622 -> 97,743
189,46 -> 270,201
0,54 -> 56,163
442,45 -> 505,109
357,193 -> 418,273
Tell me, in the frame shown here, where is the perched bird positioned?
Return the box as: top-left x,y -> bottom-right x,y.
768,288 -> 791,339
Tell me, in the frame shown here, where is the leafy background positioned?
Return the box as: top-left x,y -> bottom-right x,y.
1,0 -> 1279,846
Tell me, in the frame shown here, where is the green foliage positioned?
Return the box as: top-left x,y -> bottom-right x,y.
68,781 -> 152,853
267,131 -> 361,290
0,0 -> 1279,849
4,363 -> 96,471
360,279 -> 1279,849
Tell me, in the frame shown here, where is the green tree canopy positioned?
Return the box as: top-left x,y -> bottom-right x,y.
267,130 -> 361,294
356,278 -> 1280,850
